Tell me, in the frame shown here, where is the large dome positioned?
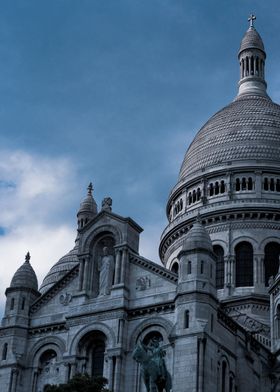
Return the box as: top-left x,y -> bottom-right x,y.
179,95 -> 280,180
40,248 -> 79,294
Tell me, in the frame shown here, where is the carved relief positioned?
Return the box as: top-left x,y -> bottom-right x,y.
59,293 -> 72,306
136,276 -> 151,291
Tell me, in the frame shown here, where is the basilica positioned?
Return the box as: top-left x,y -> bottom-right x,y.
2,17 -> 280,392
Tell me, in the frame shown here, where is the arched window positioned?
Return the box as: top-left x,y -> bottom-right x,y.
236,178 -> 240,191
248,177 -> 253,190
171,262 -> 179,274
235,242 -> 253,287
188,192 -> 192,205
78,331 -> 106,377
2,343 -> 8,360
37,349 -> 59,392
197,188 -> 201,201
264,242 -> 280,286
187,261 -> 192,275
221,361 -> 227,392
270,178 -> 275,191
264,177 -> 268,191
277,179 -> 280,192
256,57 -> 259,75
220,180 -> 225,193
209,183 -> 214,196
213,245 -> 224,289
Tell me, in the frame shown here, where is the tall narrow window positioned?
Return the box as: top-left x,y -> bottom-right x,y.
235,242 -> 253,287
197,188 -> 201,201
213,245 -> 224,289
188,192 -> 192,205
187,261 -> 192,275
200,261 -> 204,274
248,177 -> 253,190
184,310 -> 189,328
10,298 -> 15,310
222,361 -> 227,392
2,343 -> 8,360
209,183 -> 214,196
277,179 -> 280,192
171,262 -> 179,274
21,297 -> 25,310
264,177 -> 269,191
264,242 -> 280,286
220,180 -> 225,193
241,177 -> 246,190
270,178 -> 275,191
215,181 -> 219,195
236,178 -> 240,191
193,190 -> 197,203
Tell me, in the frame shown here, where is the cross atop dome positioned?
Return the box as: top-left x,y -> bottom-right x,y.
248,14 -> 256,28
25,251 -> 30,263
87,182 -> 93,196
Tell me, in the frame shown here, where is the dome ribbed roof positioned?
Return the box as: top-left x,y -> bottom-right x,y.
77,182 -> 97,217
10,253 -> 38,291
239,27 -> 265,54
182,221 -> 212,252
39,248 -> 79,294
179,95 -> 280,180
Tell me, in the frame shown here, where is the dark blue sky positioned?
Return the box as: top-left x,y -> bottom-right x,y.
1,1 -> 280,311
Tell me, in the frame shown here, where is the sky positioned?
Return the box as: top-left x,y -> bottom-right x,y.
1,0 -> 280,316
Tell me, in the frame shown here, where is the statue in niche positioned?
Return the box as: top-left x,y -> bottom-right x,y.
133,334 -> 172,392
98,246 -> 115,296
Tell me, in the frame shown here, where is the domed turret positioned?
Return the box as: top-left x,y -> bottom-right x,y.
10,252 -> 38,291
3,252 -> 40,326
182,220 -> 213,253
77,182 -> 98,229
237,14 -> 267,97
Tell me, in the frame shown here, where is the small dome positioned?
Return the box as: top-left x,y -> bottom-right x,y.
39,247 -> 79,294
77,182 -> 97,217
10,252 -> 38,291
239,27 -> 265,54
182,221 -> 212,252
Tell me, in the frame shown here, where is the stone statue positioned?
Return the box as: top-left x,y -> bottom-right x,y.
101,197 -> 112,212
98,247 -> 115,296
133,335 -> 172,392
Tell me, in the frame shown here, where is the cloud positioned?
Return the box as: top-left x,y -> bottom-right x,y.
0,150 -> 78,317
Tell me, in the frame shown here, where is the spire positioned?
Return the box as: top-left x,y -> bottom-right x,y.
87,182 -> 93,196
237,15 -> 268,98
77,182 -> 98,228
25,251 -> 30,263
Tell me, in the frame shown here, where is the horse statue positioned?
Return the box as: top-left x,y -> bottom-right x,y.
133,336 -> 172,392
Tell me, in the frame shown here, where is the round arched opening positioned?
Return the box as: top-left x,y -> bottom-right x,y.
235,242 -> 253,287
78,331 -> 107,377
264,242 -> 280,286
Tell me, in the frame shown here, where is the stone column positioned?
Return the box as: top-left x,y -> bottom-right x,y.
108,356 -> 114,391
31,370 -> 38,392
254,170 -> 262,197
82,256 -> 89,291
113,356 -> 122,392
230,256 -> 236,288
120,248 -> 128,284
10,368 -> 19,392
114,249 -> 122,285
197,338 -> 205,392
78,258 -> 85,291
254,254 -> 265,290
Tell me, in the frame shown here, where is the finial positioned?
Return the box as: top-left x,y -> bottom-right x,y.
248,14 -> 256,28
87,182 -> 93,196
25,252 -> 30,263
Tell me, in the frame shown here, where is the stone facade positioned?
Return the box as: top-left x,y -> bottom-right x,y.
1,18 -> 280,392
